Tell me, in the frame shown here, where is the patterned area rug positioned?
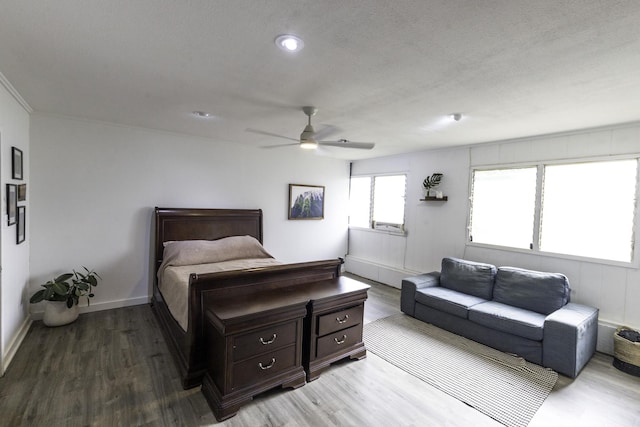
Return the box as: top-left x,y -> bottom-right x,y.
364,314 -> 558,427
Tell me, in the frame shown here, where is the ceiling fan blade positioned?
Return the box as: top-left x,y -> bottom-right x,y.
312,124 -> 341,141
246,128 -> 299,143
261,142 -> 300,149
313,145 -> 333,156
318,140 -> 375,150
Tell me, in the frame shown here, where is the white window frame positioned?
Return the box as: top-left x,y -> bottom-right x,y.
349,173 -> 407,235
467,155 -> 640,267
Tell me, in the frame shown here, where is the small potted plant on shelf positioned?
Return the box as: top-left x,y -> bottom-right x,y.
423,173 -> 443,198
29,267 -> 101,327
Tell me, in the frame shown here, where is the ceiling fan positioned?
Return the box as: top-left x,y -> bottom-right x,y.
246,106 -> 375,150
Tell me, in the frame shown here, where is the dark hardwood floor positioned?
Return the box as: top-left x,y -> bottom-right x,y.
0,274 -> 638,426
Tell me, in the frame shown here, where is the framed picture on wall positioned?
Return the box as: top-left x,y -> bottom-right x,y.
7,184 -> 17,225
18,184 -> 27,201
288,184 -> 325,220
12,147 -> 23,180
17,206 -> 26,244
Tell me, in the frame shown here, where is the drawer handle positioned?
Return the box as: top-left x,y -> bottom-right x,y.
259,333 -> 277,345
258,358 -> 276,370
336,314 -> 349,324
334,334 -> 347,345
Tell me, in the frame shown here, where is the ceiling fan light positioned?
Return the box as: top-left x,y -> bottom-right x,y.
300,140 -> 318,149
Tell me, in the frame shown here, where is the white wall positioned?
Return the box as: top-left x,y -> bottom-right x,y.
0,76 -> 31,374
29,114 -> 350,316
346,123 -> 640,353
347,148 -> 470,284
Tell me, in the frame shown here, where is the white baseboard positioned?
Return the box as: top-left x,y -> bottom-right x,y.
345,255 -> 420,289
81,296 -> 150,313
29,296 -> 150,320
2,316 -> 32,376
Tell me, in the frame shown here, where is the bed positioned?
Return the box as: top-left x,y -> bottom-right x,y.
152,207 -> 344,389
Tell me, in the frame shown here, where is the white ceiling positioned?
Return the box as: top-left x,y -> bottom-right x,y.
1,1 -> 640,160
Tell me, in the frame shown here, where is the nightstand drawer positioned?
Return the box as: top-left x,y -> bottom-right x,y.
232,345 -> 298,390
233,321 -> 297,362
316,323 -> 363,359
317,305 -> 363,336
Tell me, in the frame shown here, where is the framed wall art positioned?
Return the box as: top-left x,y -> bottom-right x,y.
18,184 -> 27,201
7,184 -> 17,225
12,147 -> 23,180
17,206 -> 26,244
288,184 -> 325,220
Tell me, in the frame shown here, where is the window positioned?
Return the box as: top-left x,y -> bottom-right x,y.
349,174 -> 407,232
469,167 -> 537,249
540,160 -> 637,262
469,158 -> 638,263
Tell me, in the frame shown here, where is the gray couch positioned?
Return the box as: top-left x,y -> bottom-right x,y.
401,257 -> 599,378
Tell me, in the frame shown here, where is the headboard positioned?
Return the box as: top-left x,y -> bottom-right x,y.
154,207 -> 264,271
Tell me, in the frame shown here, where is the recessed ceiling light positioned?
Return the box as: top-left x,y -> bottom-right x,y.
450,113 -> 463,122
192,111 -> 215,119
275,34 -> 304,53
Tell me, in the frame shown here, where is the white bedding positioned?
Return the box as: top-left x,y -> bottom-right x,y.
157,236 -> 281,331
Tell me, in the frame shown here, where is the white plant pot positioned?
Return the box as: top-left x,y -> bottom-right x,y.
43,301 -> 80,327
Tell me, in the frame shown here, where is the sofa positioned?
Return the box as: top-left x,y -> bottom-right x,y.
400,257 -> 599,378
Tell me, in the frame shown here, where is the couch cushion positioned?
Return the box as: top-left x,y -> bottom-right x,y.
469,301 -> 546,341
493,267 -> 570,315
440,257 -> 496,300
415,287 -> 487,319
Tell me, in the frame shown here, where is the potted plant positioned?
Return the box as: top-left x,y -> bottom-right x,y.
423,173 -> 443,198
29,267 -> 101,327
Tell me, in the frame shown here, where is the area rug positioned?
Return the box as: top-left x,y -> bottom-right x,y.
363,314 -> 557,427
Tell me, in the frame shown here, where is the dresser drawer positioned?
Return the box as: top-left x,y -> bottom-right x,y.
316,323 -> 363,359
232,345 -> 298,390
233,321 -> 297,362
317,305 -> 363,336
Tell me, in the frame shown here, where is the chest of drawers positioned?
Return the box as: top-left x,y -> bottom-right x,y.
201,276 -> 370,420
315,305 -> 364,359
303,279 -> 369,381
201,293 -> 308,421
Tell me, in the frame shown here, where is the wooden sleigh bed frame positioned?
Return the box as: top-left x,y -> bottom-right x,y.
152,207 -> 343,389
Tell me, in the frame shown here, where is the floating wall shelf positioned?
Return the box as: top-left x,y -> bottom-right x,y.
420,196 -> 448,201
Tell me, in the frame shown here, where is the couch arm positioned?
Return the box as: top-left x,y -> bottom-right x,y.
543,303 -> 599,378
400,272 -> 440,316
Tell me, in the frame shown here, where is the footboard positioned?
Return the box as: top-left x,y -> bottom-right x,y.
159,258 -> 343,389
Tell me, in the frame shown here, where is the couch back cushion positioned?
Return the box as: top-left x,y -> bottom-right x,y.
493,267 -> 570,315
440,257 -> 496,300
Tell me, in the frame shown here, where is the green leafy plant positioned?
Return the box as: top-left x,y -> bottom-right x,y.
423,173 -> 443,190
29,267 -> 101,308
